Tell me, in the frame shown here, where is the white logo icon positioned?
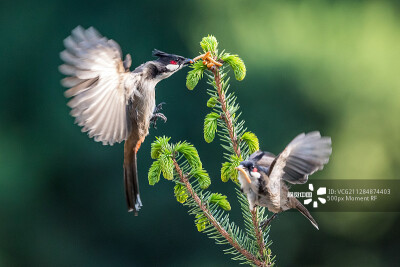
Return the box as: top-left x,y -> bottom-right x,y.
304,184 -> 326,208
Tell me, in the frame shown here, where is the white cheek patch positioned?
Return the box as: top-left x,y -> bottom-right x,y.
237,172 -> 245,185
250,171 -> 261,179
166,64 -> 180,71
238,171 -> 249,186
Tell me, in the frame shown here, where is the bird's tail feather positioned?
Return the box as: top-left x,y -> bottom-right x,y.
124,139 -> 143,215
292,198 -> 319,230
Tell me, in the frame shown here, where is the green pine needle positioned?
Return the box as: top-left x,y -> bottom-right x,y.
221,161 -> 234,182
221,155 -> 242,183
200,35 -> 219,55
195,213 -> 209,232
207,97 -> 219,108
209,193 -> 231,211
241,132 -> 260,154
186,61 -> 206,90
190,168 -> 211,189
175,141 -> 202,169
204,112 -> 220,143
148,160 -> 162,185
174,184 -> 189,203
221,53 -> 246,81
151,136 -> 171,159
159,154 -> 174,180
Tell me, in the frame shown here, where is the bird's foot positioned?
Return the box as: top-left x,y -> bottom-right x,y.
150,113 -> 167,129
150,103 -> 167,129
154,102 -> 165,113
260,213 -> 278,231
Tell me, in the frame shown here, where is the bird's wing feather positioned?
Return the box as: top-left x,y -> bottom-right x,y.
59,26 -> 139,145
249,151 -> 276,167
267,132 -> 331,210
268,131 -> 332,185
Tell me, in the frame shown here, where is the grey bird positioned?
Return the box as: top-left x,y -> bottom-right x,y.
59,26 -> 192,214
236,131 -> 332,230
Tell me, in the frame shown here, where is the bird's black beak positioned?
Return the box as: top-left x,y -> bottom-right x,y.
183,58 -> 193,66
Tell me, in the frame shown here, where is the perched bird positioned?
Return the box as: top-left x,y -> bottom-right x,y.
59,26 -> 192,214
236,132 -> 332,230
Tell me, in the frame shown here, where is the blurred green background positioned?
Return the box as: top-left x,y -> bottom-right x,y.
1,0 -> 399,266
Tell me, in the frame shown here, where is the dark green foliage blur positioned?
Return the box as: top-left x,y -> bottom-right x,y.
0,0 -> 399,266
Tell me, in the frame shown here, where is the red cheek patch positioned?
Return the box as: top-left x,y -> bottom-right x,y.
170,60 -> 177,65
252,167 -> 258,173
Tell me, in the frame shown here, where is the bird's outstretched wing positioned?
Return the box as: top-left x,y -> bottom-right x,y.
59,26 -> 138,145
266,132 -> 331,209
268,131 -> 332,185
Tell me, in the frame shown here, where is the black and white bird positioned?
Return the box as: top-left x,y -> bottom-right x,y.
59,26 -> 192,214
236,132 -> 332,230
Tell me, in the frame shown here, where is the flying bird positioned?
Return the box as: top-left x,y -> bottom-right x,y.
59,26 -> 192,214
236,131 -> 332,229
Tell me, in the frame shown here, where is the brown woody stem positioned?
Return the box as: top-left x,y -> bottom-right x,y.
251,209 -> 270,262
172,158 -> 267,267
212,67 -> 271,265
212,68 -> 241,157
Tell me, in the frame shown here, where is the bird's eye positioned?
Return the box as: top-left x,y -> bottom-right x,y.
252,167 -> 258,173
169,60 -> 177,65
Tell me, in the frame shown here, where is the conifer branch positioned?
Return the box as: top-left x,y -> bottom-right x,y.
171,157 -> 267,267
150,35 -> 275,266
251,208 -> 267,260
212,68 -> 241,157
211,67 -> 268,261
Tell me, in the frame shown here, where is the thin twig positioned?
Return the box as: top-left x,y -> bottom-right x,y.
212,68 -> 240,156
251,209 -> 267,260
172,158 -> 267,267
212,67 -> 269,264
